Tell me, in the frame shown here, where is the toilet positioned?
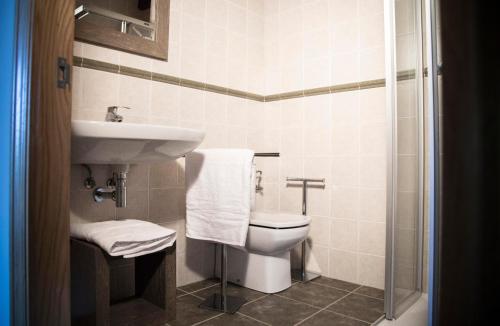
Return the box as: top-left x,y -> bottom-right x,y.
227,212 -> 311,293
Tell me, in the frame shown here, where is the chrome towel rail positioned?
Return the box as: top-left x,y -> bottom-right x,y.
254,152 -> 280,157
182,152 -> 280,158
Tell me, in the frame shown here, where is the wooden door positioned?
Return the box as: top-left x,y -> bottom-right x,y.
29,0 -> 74,324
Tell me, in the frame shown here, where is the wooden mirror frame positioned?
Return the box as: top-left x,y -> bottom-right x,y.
75,0 -> 170,60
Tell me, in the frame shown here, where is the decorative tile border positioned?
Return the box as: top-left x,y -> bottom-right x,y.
74,56 -> 396,103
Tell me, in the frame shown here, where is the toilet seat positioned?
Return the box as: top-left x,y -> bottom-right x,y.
249,212 -> 311,229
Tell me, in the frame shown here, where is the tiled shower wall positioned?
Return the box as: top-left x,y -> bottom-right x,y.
71,0 -> 389,288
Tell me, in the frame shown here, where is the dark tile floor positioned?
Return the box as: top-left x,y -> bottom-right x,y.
169,276 -> 385,326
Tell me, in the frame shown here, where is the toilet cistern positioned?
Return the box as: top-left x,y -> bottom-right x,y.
286,177 -> 326,282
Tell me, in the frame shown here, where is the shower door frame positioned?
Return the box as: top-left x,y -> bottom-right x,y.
383,0 -> 425,320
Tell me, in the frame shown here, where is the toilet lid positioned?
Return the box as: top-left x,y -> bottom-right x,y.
249,212 -> 311,229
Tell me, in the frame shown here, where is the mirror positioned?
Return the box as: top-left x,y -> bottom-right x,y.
75,0 -> 169,60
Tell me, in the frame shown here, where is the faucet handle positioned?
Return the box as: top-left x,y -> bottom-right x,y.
107,106 -> 132,113
106,106 -> 131,122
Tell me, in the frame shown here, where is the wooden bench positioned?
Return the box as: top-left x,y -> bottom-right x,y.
70,238 -> 176,326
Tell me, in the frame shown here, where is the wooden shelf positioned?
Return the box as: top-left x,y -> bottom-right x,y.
71,239 -> 176,325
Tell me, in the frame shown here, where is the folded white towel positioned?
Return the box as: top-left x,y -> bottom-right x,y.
185,149 -> 254,246
70,219 -> 176,258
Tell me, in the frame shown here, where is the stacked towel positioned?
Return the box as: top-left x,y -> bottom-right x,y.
70,219 -> 176,258
185,149 -> 254,246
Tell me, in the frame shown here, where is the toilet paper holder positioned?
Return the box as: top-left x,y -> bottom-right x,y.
286,177 -> 326,282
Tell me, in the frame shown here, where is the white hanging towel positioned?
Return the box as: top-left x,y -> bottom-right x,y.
185,149 -> 254,246
70,219 -> 176,258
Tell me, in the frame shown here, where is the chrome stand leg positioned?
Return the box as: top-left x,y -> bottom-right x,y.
296,239 -> 320,282
199,244 -> 246,314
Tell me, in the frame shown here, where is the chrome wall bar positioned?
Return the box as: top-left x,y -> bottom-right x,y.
286,177 -> 326,282
254,152 -> 280,157
182,152 -> 280,158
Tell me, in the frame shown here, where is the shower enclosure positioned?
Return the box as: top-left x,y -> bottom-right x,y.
384,0 -> 439,319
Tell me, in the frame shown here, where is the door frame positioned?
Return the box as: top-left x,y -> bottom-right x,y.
11,0 -> 34,324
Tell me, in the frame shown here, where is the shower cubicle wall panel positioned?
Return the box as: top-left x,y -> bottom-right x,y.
384,0 -> 425,319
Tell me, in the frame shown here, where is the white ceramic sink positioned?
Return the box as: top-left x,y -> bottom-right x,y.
71,120 -> 205,164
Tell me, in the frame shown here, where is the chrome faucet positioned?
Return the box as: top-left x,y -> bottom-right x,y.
106,106 -> 131,122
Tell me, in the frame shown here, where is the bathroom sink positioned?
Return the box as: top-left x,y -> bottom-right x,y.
71,120 -> 205,164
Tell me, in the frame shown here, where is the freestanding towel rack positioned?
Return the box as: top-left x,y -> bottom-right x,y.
199,244 -> 246,313
198,151 -> 280,314
286,177 -> 326,282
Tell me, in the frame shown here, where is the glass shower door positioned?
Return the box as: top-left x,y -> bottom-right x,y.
384,0 -> 424,319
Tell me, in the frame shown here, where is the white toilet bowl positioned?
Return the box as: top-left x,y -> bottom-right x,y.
227,212 -> 311,293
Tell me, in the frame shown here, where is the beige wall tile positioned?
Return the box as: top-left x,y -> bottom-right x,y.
255,157 -> 280,183
227,97 -> 249,126
260,183 -> 280,212
332,186 -> 360,220
149,188 -> 186,223
304,128 -> 332,157
360,87 -> 386,122
279,186 -> 303,214
332,91 -> 360,123
150,82 -> 180,121
358,221 -> 386,256
280,127 -> 304,158
280,99 -> 304,128
332,122 -> 360,156
359,155 -> 386,188
72,67 -> 83,110
358,254 -> 385,288
226,126 -> 248,148
179,87 -> 205,122
303,0 -> 329,32
332,20 -> 359,53
332,157 -> 360,187
331,219 -> 358,251
359,13 -> 384,49
328,0 -> 358,25
201,123 -> 229,148
70,190 -> 116,222
359,46 -> 385,80
329,249 -> 358,283
311,245 -> 330,275
309,217 -> 332,246
331,52 -> 360,84
303,95 -> 332,129
119,52 -> 152,71
118,75 -> 151,117
81,69 -> 119,112
149,161 -> 180,188
82,43 -> 120,64
360,188 -> 386,222
307,187 -> 332,217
